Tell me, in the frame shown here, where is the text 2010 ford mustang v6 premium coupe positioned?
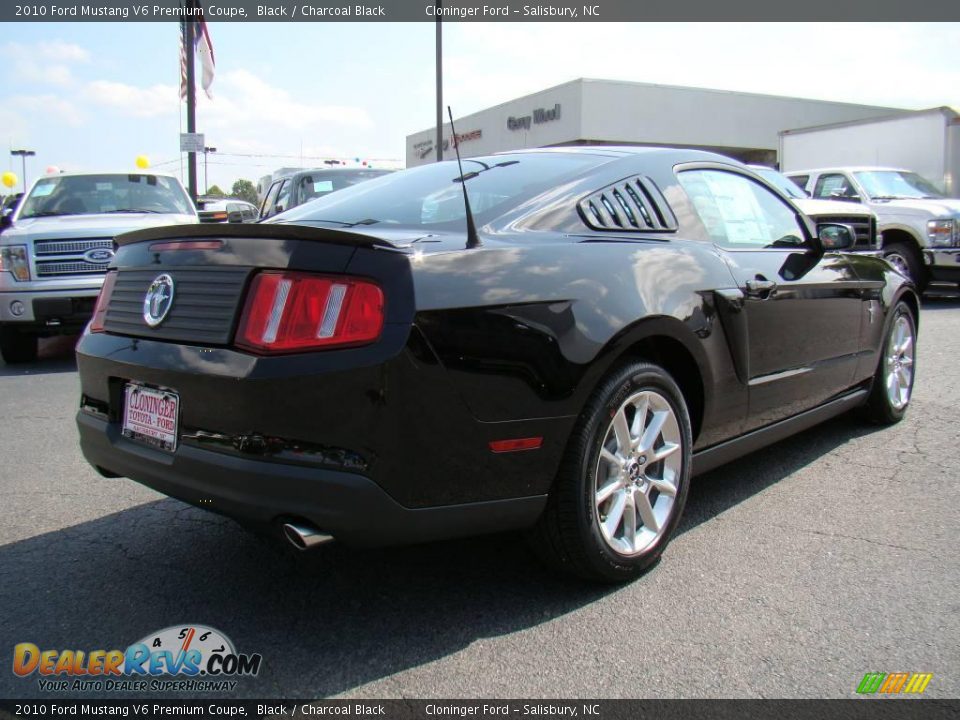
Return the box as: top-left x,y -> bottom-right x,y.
76,148 -> 918,582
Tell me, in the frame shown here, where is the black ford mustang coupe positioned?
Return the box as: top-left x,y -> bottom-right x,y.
76,147 -> 918,582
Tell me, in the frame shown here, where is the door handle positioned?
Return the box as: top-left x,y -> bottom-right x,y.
745,278 -> 778,298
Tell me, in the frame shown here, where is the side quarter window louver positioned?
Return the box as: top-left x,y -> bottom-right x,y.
578,176 -> 678,233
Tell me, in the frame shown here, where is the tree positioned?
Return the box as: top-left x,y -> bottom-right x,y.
231,179 -> 258,206
206,184 -> 226,198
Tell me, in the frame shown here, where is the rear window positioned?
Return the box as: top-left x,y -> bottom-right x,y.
271,154 -> 605,229
19,174 -> 193,219
297,170 -> 392,203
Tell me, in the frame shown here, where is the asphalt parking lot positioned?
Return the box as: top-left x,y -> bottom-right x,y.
0,297 -> 957,700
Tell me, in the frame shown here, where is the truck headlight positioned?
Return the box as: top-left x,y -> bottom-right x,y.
927,219 -> 958,247
0,245 -> 30,281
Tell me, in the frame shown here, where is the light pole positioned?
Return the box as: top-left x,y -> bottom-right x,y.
10,149 -> 35,192
203,146 -> 217,194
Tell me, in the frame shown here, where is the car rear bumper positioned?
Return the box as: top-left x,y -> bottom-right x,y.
77,411 -> 547,547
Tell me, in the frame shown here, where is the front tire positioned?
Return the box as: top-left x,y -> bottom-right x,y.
862,301 -> 917,425
0,327 -> 38,364
532,362 -> 692,582
883,241 -> 925,291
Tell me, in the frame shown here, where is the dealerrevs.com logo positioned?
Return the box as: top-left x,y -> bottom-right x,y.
12,625 -> 262,693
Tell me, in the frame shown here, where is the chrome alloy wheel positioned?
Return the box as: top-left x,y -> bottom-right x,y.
885,252 -> 911,279
885,313 -> 915,410
594,390 -> 682,556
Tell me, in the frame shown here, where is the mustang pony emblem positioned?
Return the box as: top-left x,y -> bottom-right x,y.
143,274 -> 175,328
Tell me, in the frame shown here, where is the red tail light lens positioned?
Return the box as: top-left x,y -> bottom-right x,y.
89,270 -> 117,333
236,271 -> 384,354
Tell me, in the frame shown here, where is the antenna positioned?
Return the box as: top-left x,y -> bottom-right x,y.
447,106 -> 480,250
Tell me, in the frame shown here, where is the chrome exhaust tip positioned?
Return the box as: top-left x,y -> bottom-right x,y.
282,522 -> 334,551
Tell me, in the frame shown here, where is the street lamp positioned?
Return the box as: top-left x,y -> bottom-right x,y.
203,146 -> 217,194
10,149 -> 36,193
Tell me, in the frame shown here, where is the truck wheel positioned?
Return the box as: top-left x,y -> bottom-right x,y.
883,242 -> 926,291
861,301 -> 916,425
0,327 -> 39,364
530,362 -> 692,583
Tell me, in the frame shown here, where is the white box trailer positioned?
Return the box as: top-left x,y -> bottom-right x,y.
779,107 -> 960,198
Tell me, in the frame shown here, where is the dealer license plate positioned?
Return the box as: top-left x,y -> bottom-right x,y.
122,383 -> 180,452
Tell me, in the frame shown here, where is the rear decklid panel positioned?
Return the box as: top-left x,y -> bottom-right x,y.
102,224 -> 415,346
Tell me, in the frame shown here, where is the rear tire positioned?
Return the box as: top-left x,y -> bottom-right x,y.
0,327 -> 38,364
861,301 -> 916,425
531,362 -> 692,583
883,241 -> 925,291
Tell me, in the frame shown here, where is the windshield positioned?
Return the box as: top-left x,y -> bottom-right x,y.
752,167 -> 808,199
18,174 -> 194,219
853,171 -> 944,200
270,153 -> 606,228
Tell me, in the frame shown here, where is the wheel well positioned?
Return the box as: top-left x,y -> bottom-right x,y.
617,335 -> 704,444
882,228 -> 921,253
899,290 -> 921,331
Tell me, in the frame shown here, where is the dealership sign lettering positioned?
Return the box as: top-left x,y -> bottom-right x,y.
414,129 -> 483,159
507,104 -> 562,131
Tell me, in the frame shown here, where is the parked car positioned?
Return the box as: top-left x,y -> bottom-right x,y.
0,172 -> 198,363
76,147 -> 918,582
785,166 -> 960,289
748,166 -> 879,252
1,192 -> 23,217
197,197 -> 259,223
259,168 -> 393,219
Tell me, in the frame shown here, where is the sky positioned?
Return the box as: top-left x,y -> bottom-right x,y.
2,21 -> 959,195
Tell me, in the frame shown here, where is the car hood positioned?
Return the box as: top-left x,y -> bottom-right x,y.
4,213 -> 198,240
793,198 -> 874,218
872,198 -> 960,218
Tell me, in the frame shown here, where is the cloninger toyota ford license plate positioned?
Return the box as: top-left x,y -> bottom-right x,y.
122,383 -> 180,452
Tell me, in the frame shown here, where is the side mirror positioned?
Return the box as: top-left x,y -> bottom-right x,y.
227,210 -> 244,223
818,223 -> 856,251
829,190 -> 861,203
0,211 -> 12,229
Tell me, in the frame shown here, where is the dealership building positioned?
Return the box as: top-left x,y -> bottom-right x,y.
406,78 -> 900,167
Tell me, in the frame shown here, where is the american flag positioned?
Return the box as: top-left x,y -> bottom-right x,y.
179,2 -> 215,101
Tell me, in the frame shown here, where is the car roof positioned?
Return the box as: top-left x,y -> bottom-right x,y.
198,197 -> 255,206
493,145 -> 738,161
35,171 -> 182,180
277,167 -> 394,180
784,167 -> 912,175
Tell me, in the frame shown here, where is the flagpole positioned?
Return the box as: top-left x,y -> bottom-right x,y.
184,0 -> 198,203
435,2 -> 442,163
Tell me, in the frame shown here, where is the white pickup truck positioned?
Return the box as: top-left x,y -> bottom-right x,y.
785,167 -> 960,290
0,172 -> 197,363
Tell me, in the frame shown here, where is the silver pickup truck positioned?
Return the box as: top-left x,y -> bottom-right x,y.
0,172 -> 197,363
785,166 -> 960,290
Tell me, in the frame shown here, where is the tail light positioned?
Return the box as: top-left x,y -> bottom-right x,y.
236,271 -> 384,354
89,271 -> 117,333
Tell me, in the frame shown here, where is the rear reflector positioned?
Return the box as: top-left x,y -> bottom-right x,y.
89,270 -> 117,333
236,271 -> 384,354
489,437 -> 543,453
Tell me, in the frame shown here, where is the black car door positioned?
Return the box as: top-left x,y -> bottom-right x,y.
678,167 -> 864,431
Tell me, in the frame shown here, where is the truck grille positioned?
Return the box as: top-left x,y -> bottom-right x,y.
103,266 -> 251,345
33,238 -> 115,277
814,215 -> 877,250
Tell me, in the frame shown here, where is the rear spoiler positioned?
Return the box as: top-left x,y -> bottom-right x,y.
114,221 -> 398,249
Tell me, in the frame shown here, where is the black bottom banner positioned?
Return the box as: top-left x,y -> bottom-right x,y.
1,700 -> 959,720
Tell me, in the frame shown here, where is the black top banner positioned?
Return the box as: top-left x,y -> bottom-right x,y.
1,0 -> 959,22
